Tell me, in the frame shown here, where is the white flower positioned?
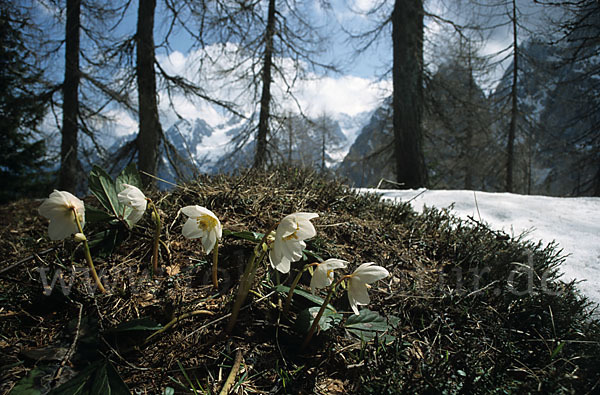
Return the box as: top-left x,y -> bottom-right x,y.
310,258 -> 348,293
269,212 -> 318,274
38,190 -> 85,241
181,205 -> 222,254
347,262 -> 389,315
117,183 -> 147,225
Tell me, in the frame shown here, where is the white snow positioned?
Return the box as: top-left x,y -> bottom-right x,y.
360,188 -> 600,310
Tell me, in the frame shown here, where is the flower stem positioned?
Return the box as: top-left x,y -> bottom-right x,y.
302,275 -> 349,348
149,200 -> 161,275
72,209 -> 106,294
283,263 -> 316,316
226,245 -> 266,333
212,241 -> 219,289
225,224 -> 277,334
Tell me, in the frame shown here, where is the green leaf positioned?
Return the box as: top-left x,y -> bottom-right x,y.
295,306 -> 343,334
85,206 -> 115,223
116,163 -> 142,190
49,360 -> 130,395
222,229 -> 264,243
550,342 -> 565,359
9,367 -> 45,395
89,166 -> 122,217
274,285 -> 336,312
105,318 -> 162,333
87,227 -> 128,258
345,309 -> 395,343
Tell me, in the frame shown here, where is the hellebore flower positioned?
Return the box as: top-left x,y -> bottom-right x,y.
347,262 -> 389,315
269,212 -> 318,273
38,190 -> 85,240
310,258 -> 348,293
117,183 -> 147,225
181,205 -> 222,254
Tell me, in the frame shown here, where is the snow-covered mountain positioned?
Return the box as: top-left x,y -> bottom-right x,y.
99,108 -> 370,184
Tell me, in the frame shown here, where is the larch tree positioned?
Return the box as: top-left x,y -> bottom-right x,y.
57,0 -> 81,191
189,0 -> 338,169
135,0 -> 163,187
346,0 -> 427,188
391,0 -> 427,188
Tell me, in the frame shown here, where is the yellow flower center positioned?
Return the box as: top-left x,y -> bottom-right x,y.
282,222 -> 300,241
196,215 -> 217,231
327,268 -> 334,280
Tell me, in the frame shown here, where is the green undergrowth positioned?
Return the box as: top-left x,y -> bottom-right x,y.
1,166 -> 599,394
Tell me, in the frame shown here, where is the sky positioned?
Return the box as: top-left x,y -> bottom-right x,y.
362,188 -> 600,314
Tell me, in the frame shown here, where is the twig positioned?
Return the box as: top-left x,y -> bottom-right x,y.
0,248 -> 56,276
219,349 -> 243,395
375,178 -> 405,189
473,191 -> 482,223
52,302 -> 83,383
145,310 -> 214,344
406,189 -> 428,204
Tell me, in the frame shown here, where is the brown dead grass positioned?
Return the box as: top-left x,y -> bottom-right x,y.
1,167 -> 599,394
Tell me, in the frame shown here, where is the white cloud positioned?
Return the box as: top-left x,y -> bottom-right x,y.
156,43 -> 389,121
106,109 -> 138,137
292,74 -> 390,117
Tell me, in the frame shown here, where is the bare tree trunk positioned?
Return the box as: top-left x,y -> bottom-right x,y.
58,0 -> 81,191
254,0 -> 276,169
465,47 -> 474,190
321,129 -> 326,171
594,162 -> 600,197
391,0 -> 426,188
136,0 -> 162,187
506,0 -> 518,193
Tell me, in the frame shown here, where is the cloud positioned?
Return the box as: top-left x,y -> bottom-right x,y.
292,75 -> 390,117
156,44 -> 390,121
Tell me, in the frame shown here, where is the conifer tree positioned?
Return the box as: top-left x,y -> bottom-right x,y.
0,3 -> 49,203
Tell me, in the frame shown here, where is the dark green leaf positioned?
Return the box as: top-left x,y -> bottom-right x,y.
88,227 -> 128,258
85,206 -> 114,223
274,285 -> 336,312
89,165 -> 121,217
9,367 -> 45,395
105,318 -> 162,333
116,163 -> 142,190
295,306 -> 343,334
550,342 -> 565,359
345,309 -> 395,343
49,360 -> 130,395
222,229 -> 264,243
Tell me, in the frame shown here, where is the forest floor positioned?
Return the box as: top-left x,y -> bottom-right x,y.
1,167 -> 599,394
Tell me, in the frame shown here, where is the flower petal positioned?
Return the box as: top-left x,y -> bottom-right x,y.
310,266 -> 331,292
353,262 -> 390,284
182,217 -> 203,239
294,220 -> 316,240
127,209 -> 145,226
277,215 -> 299,239
203,230 -> 217,254
180,205 -> 204,218
47,212 -> 78,240
38,190 -> 84,240
347,279 -> 370,315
